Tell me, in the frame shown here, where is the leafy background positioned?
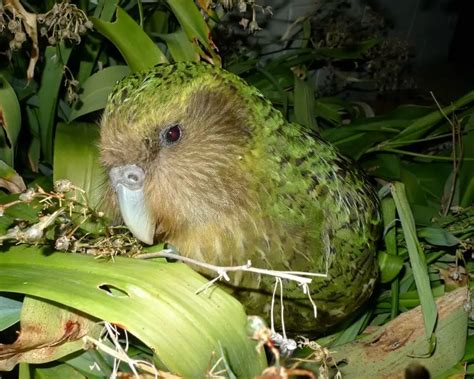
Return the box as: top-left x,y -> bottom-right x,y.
0,0 -> 473,378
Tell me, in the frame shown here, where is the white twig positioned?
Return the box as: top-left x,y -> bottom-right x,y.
302,283 -> 318,319
195,274 -> 224,295
83,322 -> 160,379
278,278 -> 287,340
270,279 -> 278,332
136,249 -> 325,285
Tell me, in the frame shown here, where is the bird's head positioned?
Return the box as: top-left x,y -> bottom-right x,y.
100,63 -> 266,245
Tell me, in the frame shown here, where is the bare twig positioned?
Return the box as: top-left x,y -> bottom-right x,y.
83,322 -> 180,379
136,249 -> 327,286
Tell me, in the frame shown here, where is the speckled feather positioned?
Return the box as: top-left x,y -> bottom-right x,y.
100,62 -> 381,334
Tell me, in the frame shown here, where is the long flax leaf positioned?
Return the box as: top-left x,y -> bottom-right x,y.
391,182 -> 437,340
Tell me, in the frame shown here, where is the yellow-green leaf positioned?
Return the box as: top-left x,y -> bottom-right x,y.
0,246 -> 267,377
92,7 -> 168,72
70,66 -> 130,121
0,75 -> 21,166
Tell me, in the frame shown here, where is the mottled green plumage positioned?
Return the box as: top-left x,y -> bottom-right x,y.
100,62 -> 381,334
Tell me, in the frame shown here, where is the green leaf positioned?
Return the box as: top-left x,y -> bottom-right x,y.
37,44 -> 73,164
418,227 -> 460,247
332,311 -> 371,347
294,74 -> 317,131
378,252 -> 404,283
53,123 -> 105,210
0,246 -> 267,377
0,192 -> 37,222
0,294 -> 22,331
362,154 -> 401,180
159,28 -> 200,62
0,160 -> 26,193
34,362 -> 86,379
0,75 -> 21,166
398,285 -> 445,308
93,0 -> 118,21
384,91 -> 474,148
0,296 -> 101,371
314,97 -> 343,125
390,182 -> 437,341
166,0 -> 220,64
61,349 -> 113,378
92,7 -> 168,72
70,66 -> 130,121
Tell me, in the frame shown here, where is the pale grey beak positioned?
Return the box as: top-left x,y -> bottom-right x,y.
109,164 -> 155,245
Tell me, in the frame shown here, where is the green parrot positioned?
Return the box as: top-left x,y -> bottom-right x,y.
99,62 -> 381,334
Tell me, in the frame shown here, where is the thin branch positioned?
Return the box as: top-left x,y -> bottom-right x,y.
136,249 -> 326,286
83,322 -> 179,379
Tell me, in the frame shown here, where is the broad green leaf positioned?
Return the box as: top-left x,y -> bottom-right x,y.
166,0 -> 220,65
159,28 -> 200,62
145,10 -> 170,35
34,362 -> 86,379
93,0 -> 118,21
0,296 -> 101,371
0,160 -> 26,193
390,182 -> 437,341
70,66 -> 130,121
0,72 -> 37,102
77,1 -> 118,86
362,154 -> 401,180
378,252 -> 404,283
400,168 -> 430,206
0,246 -> 267,377
0,192 -> 37,222
92,7 -> 168,72
37,44 -> 73,164
0,75 -> 21,166
0,294 -> 22,331
294,74 -> 317,131
418,227 -> 460,247
314,97 -> 344,125
61,349 -> 113,378
53,123 -> 105,210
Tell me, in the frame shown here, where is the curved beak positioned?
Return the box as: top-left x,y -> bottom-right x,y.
109,165 -> 155,245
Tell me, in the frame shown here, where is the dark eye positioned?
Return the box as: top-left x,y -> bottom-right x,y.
160,124 -> 182,146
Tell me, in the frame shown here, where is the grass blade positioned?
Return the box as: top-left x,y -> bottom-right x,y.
390,182 -> 437,340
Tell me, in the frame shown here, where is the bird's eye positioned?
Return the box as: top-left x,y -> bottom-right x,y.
160,124 -> 182,146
